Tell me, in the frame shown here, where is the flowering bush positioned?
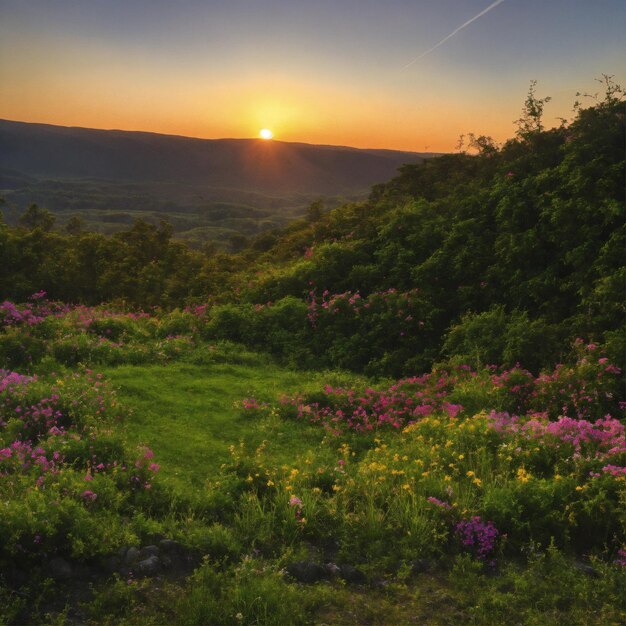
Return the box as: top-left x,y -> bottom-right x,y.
455,516 -> 499,561
0,368 -> 163,565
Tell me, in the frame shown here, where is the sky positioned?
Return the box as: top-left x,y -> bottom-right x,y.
1,0 -> 625,151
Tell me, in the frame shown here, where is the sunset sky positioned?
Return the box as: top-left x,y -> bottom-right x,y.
1,0 -> 625,152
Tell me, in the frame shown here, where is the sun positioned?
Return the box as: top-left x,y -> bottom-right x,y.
259,128 -> 273,140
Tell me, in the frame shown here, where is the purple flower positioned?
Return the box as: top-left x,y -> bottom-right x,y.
455,516 -> 499,560
427,496 -> 452,510
81,490 -> 97,502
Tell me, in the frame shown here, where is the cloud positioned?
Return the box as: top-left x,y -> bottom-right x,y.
401,0 -> 506,70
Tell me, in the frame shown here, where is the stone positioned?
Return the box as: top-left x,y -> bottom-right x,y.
338,563 -> 366,584
159,539 -> 182,553
574,561 -> 600,578
48,557 -> 73,581
325,562 -> 341,578
286,561 -> 328,583
137,555 -> 161,577
103,555 -> 121,574
124,546 -> 140,565
139,545 -> 160,559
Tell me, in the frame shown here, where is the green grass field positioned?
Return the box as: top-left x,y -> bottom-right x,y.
103,361 -> 353,491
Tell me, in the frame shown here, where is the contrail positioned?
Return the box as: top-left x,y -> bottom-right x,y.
401,0 -> 506,70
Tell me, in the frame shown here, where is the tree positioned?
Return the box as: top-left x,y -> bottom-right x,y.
65,216 -> 85,236
515,80 -> 551,137
18,204 -> 56,231
306,200 -> 324,223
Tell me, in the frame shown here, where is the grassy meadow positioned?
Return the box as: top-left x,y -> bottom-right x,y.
0,299 -> 624,625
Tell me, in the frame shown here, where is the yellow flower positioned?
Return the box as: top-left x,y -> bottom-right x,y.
516,467 -> 531,483
458,454 -> 465,460
267,480 -> 274,487
466,470 -> 475,477
575,485 -> 584,491
402,483 -> 411,490
444,475 -> 452,481
473,477 -> 482,487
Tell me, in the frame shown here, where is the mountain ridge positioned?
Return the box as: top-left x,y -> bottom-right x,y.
0,118 -> 436,196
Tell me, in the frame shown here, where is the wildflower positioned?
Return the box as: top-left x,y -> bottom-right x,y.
455,516 -> 499,560
427,496 -> 452,509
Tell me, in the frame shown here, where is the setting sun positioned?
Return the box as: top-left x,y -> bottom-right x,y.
259,128 -> 273,140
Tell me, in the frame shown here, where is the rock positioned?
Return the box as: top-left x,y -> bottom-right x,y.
286,561 -> 328,583
159,539 -> 182,553
325,562 -> 341,578
338,564 -> 366,584
139,545 -> 160,559
574,561 -> 600,578
48,557 -> 73,581
124,547 -> 140,565
102,556 -> 121,574
137,555 -> 161,577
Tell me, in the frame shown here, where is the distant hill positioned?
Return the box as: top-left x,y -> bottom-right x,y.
0,119 -> 434,196
0,119 -> 436,246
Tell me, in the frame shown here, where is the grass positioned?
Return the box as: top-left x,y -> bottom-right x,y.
102,360 -> 355,492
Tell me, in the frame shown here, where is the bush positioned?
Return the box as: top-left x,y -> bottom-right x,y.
0,330 -> 47,369
443,306 -> 562,372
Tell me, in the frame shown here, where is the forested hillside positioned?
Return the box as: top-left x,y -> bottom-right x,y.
2,86 -> 623,376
